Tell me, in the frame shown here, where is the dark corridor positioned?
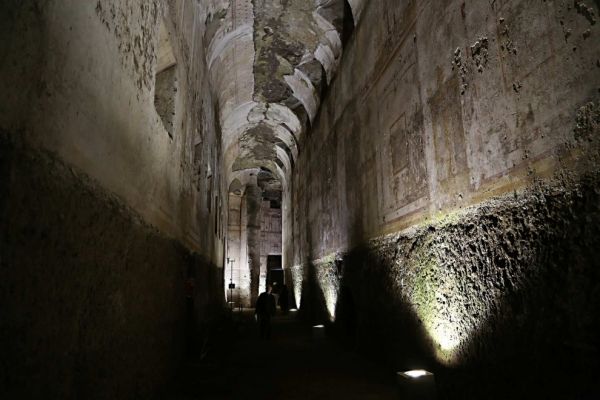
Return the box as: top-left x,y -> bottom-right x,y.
167,312 -> 397,400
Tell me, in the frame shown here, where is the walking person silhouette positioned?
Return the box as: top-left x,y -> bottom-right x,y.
255,284 -> 276,339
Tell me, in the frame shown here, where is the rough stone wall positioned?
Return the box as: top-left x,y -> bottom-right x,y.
0,0 -> 225,397
0,134 -> 221,399
1,0 -> 225,256
154,65 -> 178,138
260,202 -> 283,256
225,193 -> 245,305
225,189 -> 254,308
245,184 -> 262,306
289,0 -> 600,398
297,171 -> 600,398
292,0 -> 600,262
225,191 -> 283,306
259,201 -> 282,294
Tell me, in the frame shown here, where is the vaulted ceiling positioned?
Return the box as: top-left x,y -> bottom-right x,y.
201,0 -> 365,190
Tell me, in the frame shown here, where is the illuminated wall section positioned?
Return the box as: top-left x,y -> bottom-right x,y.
303,174 -> 600,370
225,192 -> 252,307
312,256 -> 341,322
286,0 -> 600,396
259,200 -> 283,294
289,264 -> 304,309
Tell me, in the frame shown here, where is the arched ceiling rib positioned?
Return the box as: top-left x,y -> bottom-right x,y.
202,0 -> 362,187
346,0 -> 366,22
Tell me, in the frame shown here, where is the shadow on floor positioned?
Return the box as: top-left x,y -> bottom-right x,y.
167,310 -> 397,400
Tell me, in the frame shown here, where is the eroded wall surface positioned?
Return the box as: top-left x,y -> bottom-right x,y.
0,0 -> 225,398
259,200 -> 282,294
224,182 -> 261,308
225,188 -> 282,307
288,0 -> 600,397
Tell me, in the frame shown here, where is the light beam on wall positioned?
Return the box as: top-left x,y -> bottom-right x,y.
323,288 -> 338,322
314,257 -> 339,322
406,266 -> 469,363
429,314 -> 462,353
291,265 -> 304,308
393,233 -> 490,365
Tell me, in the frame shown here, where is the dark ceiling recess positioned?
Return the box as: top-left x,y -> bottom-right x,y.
258,168 -> 282,206
342,0 -> 355,46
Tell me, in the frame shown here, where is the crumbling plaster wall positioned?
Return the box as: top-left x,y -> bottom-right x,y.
1,0 -> 225,256
259,201 -> 282,294
225,187 -> 255,308
289,0 -> 600,398
1,0 -> 226,398
225,192 -> 247,305
225,188 -> 283,307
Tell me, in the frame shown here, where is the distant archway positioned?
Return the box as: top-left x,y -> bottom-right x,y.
224,169 -> 283,308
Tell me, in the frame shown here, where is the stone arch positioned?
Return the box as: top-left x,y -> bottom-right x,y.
346,0 -> 366,23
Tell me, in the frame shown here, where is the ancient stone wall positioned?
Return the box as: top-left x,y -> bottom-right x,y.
294,171 -> 600,397
1,0 -> 226,256
225,184 -> 283,307
259,201 -> 282,294
0,0 -> 225,398
0,134 -> 223,398
288,0 -> 600,397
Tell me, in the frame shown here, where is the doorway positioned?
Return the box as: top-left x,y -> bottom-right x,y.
267,255 -> 283,293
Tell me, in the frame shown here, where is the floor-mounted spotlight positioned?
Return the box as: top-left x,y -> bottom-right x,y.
396,369 -> 436,399
312,324 -> 325,340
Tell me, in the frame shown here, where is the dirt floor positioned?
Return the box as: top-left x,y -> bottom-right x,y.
167,310 -> 398,400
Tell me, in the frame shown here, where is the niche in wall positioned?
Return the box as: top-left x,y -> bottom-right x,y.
154,20 -> 177,139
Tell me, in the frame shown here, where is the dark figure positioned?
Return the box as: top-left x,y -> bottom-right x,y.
255,285 -> 276,339
278,284 -> 290,314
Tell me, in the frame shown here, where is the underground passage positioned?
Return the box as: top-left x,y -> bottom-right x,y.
1,0 -> 599,399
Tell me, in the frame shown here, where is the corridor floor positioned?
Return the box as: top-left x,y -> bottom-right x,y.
168,311 -> 398,400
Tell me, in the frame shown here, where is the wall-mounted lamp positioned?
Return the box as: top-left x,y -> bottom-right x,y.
396,370 -> 436,400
